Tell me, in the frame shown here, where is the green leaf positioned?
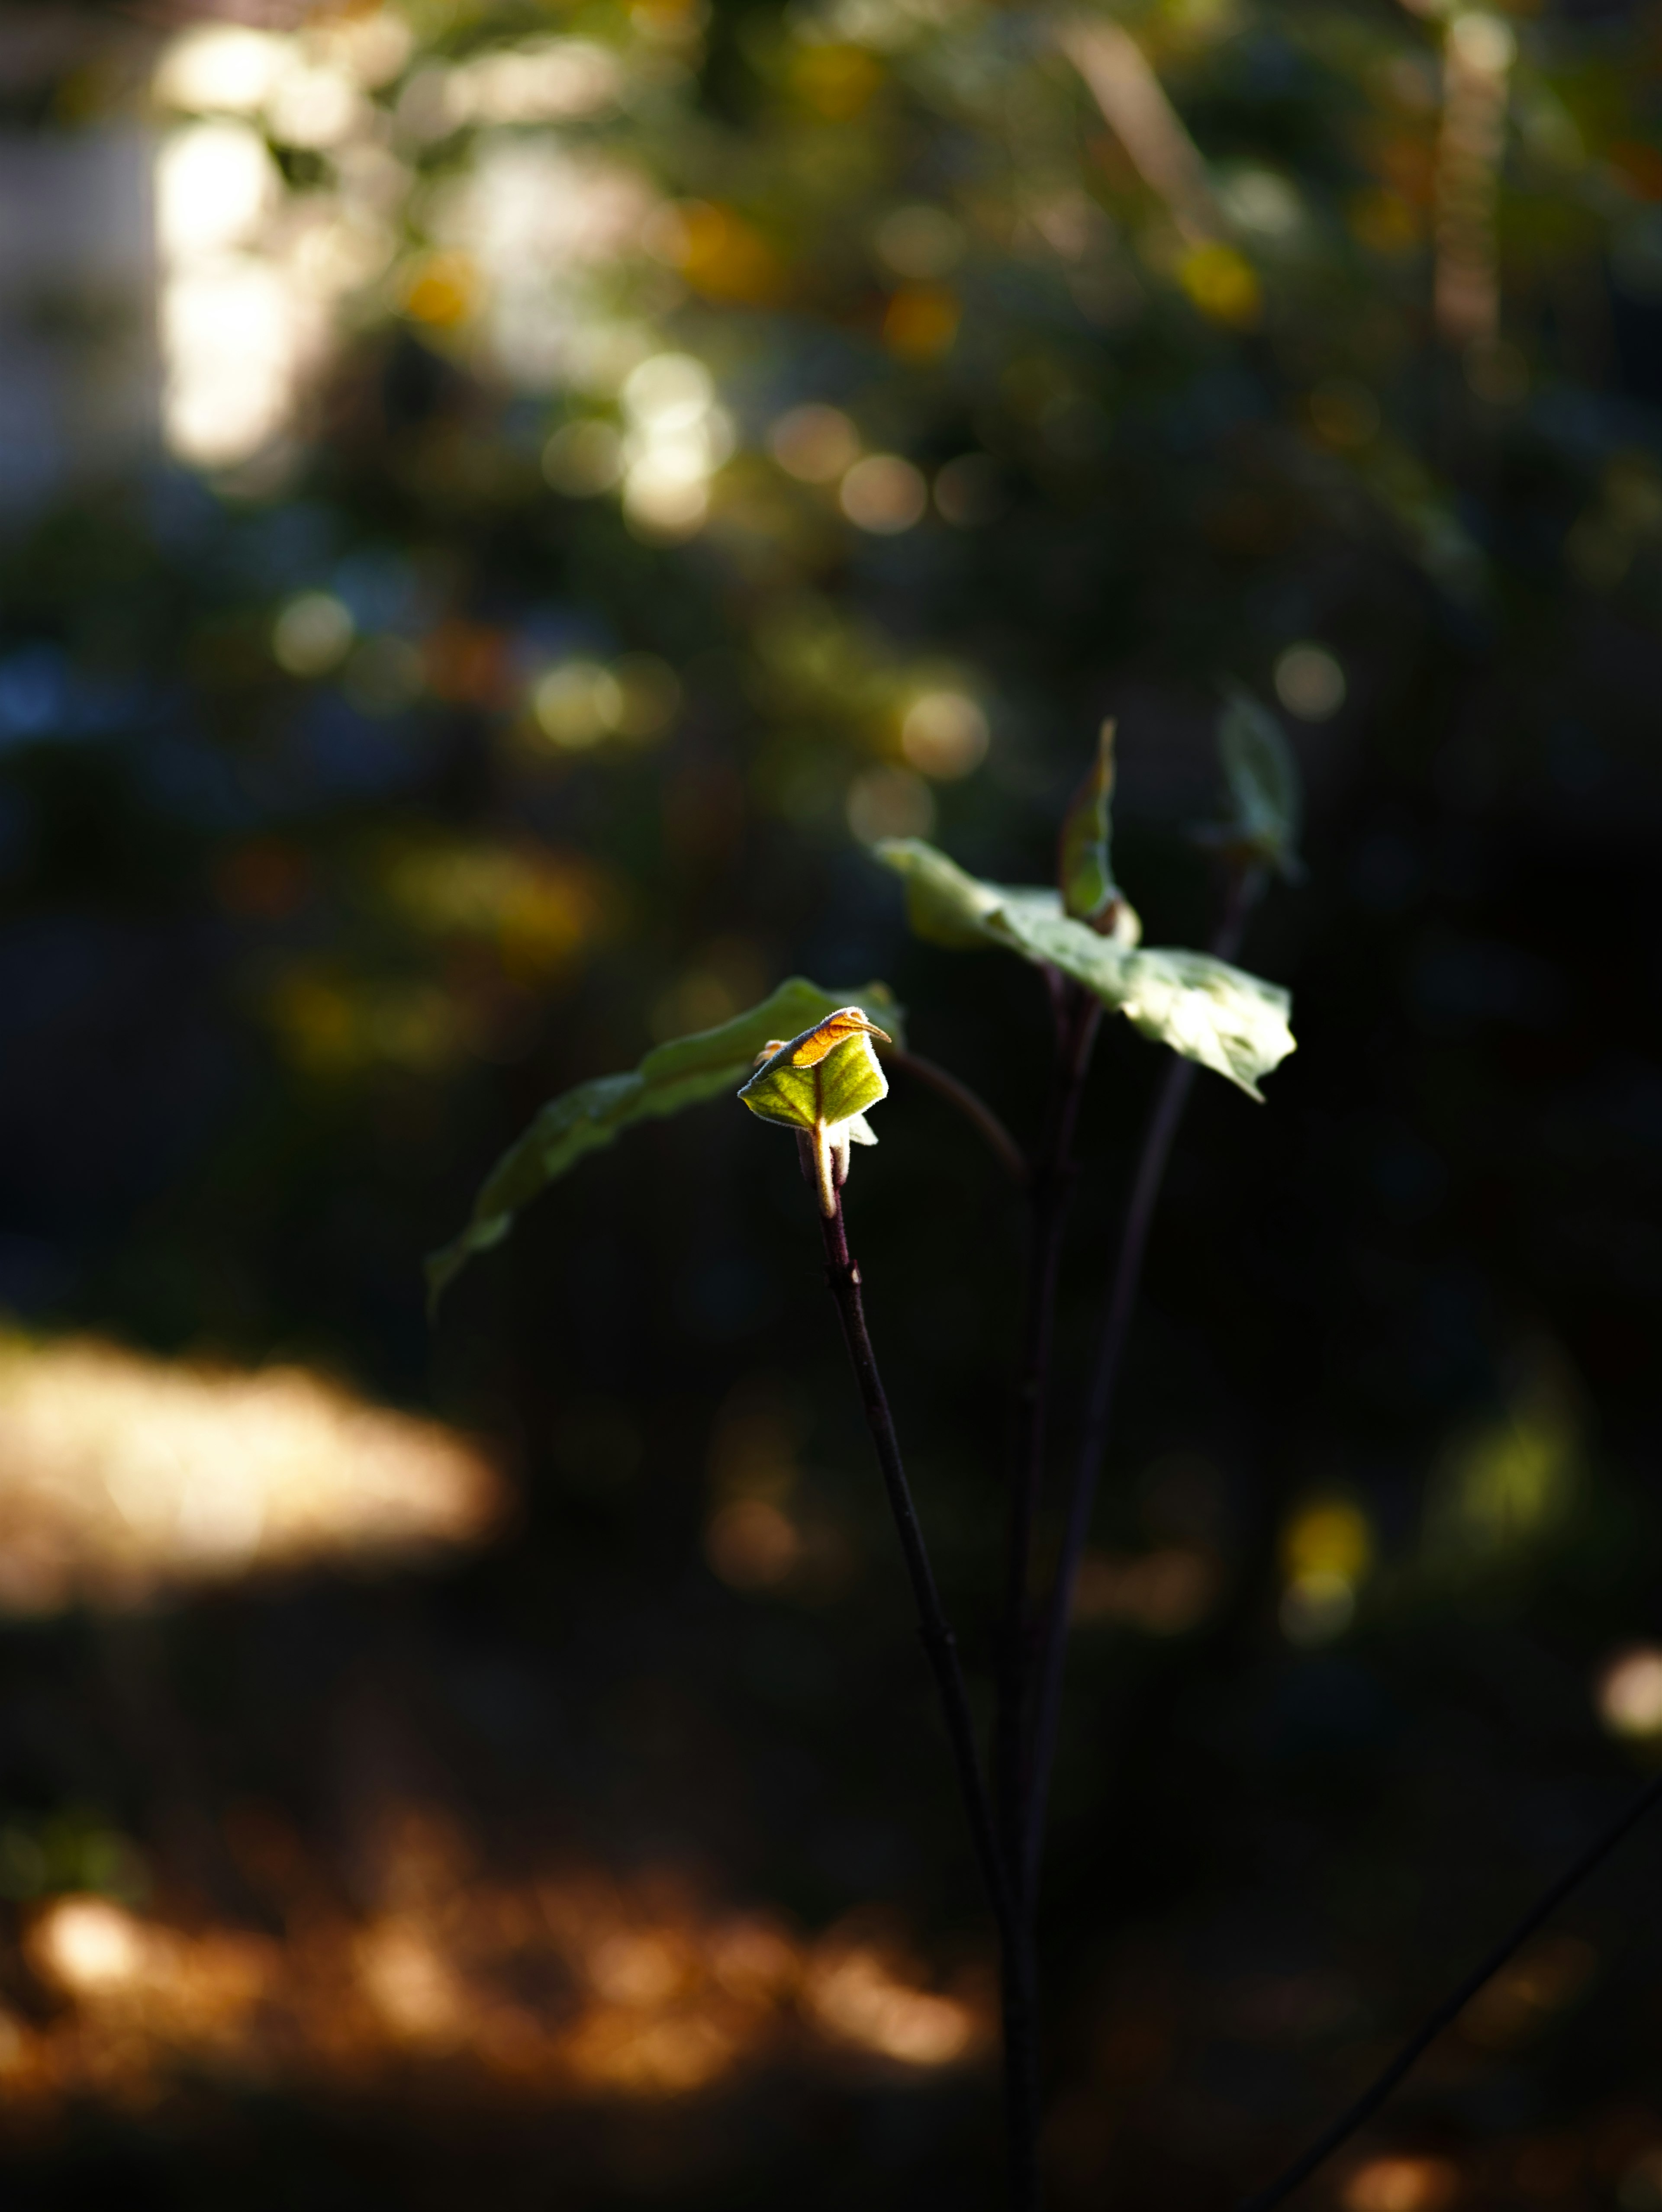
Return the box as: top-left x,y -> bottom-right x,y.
1058,718 -> 1121,923
874,839 -> 1294,1100
1108,948 -> 1296,1099
1213,682 -> 1304,881
738,1008 -> 891,1133
428,977 -> 903,1309
880,833 -> 1007,950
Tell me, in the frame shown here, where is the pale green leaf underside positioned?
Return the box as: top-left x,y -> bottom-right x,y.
738,1028 -> 889,1133
428,977 -> 903,1307
874,839 -> 1294,1100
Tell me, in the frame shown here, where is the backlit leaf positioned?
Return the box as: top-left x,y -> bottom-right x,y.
428,977 -> 903,1308
738,1009 -> 890,1132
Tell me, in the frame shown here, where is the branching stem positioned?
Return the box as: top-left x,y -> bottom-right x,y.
1022,865 -> 1264,1896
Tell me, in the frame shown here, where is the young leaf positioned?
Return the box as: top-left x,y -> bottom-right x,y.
738,1008 -> 892,1215
428,978 -> 903,1308
1058,719 -> 1122,924
738,1007 -> 892,1132
874,839 -> 1294,1100
1213,681 -> 1305,881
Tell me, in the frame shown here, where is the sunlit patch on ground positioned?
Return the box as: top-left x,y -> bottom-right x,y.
1341,2153 -> 1460,2212
0,1334 -> 502,1611
0,1806 -> 988,2124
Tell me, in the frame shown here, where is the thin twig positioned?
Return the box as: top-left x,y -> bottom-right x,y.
815,1185 -> 1037,2207
1022,866 -> 1264,1895
998,984 -> 1101,1870
890,1048 -> 1029,1189
986,979 -> 1102,2207
1237,1767 -> 1662,2212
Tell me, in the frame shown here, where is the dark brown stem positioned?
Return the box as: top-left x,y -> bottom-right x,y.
1021,866 -> 1264,1896
815,1190 -> 1037,2211
970,977 -> 1099,2208
1237,1766 -> 1662,2212
890,1048 -> 1028,1189
998,983 -> 1101,1876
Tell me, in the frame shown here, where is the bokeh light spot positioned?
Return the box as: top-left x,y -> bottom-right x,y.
153,26 -> 288,113
790,43 -> 883,121
769,404 -> 860,484
1341,2156 -> 1459,2212
705,1499 -> 801,1591
1274,641 -> 1346,720
1177,241 -> 1261,327
900,691 -> 988,779
273,591 -> 354,676
534,661 -> 625,749
840,455 -> 926,534
846,765 -> 934,843
1597,1646 -> 1662,1739
402,251 -> 477,328
622,353 -> 713,431
882,286 -> 960,362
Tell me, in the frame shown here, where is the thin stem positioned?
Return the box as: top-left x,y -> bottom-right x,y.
998,984 -> 1101,1885
814,1188 -> 1037,2210
890,1048 -> 1028,1189
1237,1766 -> 1662,2212
1022,866 -> 1264,1896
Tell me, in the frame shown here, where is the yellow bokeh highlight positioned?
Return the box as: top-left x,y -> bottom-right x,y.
671,202 -> 783,304
1176,241 -> 1261,327
882,285 -> 962,363
791,43 -> 883,120
269,973 -> 357,1074
379,839 -> 610,982
401,251 -> 478,328
1281,1498 -> 1372,1585
1425,1367 -> 1580,1571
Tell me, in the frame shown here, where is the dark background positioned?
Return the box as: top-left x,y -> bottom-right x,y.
0,0 -> 1659,2205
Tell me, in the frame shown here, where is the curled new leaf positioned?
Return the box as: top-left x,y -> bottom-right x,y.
738,1008 -> 892,1131
1058,719 -> 1122,926
428,978 -> 903,1308
1211,682 -> 1305,881
874,838 -> 1294,1100
739,1009 -> 891,1214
